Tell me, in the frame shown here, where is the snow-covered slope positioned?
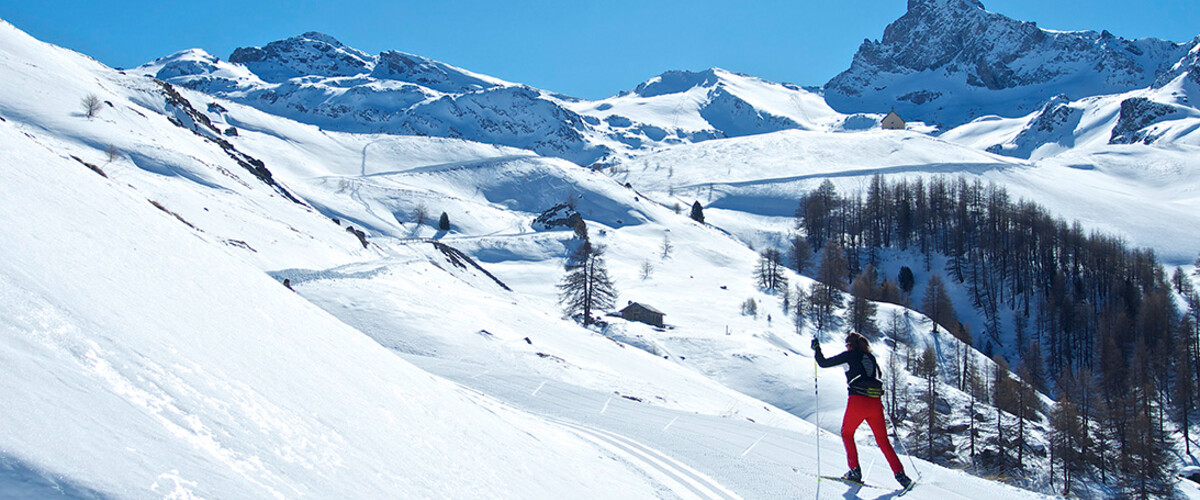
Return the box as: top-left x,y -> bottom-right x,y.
0,17 -> 693,498
0,121 -> 688,499
940,74 -> 1200,159
0,16 -> 1080,498
825,0 -> 1196,130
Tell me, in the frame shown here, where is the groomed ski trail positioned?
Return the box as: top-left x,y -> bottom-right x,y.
555,419 -> 741,500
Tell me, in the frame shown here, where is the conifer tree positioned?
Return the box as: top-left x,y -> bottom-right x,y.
898,266 -> 915,295
877,279 -> 905,306
1050,391 -> 1088,495
557,242 -> 616,326
789,234 -> 812,275
992,354 -> 1016,471
963,353 -> 986,461
793,284 -> 810,335
1172,342 -> 1195,456
754,248 -> 788,292
816,241 -> 849,290
810,282 -> 836,334
689,201 -> 705,224
848,266 -> 879,337
809,241 -> 849,333
1014,364 -> 1043,469
438,212 -> 451,231
884,342 -> 908,427
911,346 -> 945,461
921,274 -> 957,334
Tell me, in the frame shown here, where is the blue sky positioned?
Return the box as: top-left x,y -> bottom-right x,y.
1,0 -> 1197,99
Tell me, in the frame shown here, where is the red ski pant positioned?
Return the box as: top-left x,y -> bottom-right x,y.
842,395 -> 904,474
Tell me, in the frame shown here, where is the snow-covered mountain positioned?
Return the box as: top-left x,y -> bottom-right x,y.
4,4 -> 1200,497
140,6 -> 1200,168
825,0 -> 1196,128
1,17 -> 1076,499
138,33 -> 850,166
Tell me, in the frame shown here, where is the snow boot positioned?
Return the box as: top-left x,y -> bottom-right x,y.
895,471 -> 912,489
840,466 -> 862,483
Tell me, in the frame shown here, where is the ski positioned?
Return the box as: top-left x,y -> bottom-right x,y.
896,479 -> 917,497
818,475 -> 885,489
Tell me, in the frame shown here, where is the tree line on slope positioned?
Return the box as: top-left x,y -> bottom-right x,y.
770,176 -> 1196,497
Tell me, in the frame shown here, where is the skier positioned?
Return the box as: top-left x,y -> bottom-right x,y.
813,331 -> 912,489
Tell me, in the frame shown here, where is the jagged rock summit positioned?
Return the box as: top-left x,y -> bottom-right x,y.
825,0 -> 1193,128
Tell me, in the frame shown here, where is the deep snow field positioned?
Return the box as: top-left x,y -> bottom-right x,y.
3,16 -> 1200,500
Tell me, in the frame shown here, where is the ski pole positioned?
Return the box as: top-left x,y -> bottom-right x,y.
883,391 -> 920,481
814,331 -> 821,495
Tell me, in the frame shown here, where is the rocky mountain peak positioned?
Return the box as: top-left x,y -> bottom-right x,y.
874,0 -> 1043,81
229,31 -> 374,83
825,0 -> 1190,128
905,0 -> 983,11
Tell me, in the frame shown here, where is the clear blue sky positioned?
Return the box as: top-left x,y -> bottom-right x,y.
1,0 -> 1197,99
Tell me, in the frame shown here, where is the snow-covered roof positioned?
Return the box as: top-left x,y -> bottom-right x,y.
621,302 -> 665,315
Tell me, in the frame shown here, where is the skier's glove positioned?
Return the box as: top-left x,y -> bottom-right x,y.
811,338 -> 820,351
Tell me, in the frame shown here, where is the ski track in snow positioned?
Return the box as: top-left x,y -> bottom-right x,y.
555,420 -> 740,500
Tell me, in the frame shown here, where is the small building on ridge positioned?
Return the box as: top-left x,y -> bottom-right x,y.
882,110 -> 906,130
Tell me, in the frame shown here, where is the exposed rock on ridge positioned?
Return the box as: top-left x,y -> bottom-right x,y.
825,0 -> 1190,128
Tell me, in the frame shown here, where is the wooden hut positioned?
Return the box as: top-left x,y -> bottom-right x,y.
619,302 -> 665,328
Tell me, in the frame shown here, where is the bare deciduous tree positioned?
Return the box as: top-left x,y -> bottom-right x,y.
81,94 -> 103,119
640,261 -> 653,280
412,204 -> 429,225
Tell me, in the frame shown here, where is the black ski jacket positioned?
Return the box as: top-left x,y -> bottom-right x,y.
815,348 -> 884,398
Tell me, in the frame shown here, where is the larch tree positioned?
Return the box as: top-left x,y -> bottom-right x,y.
789,234 -> 812,275
810,241 -> 848,333
557,242 -> 617,326
1050,392 -> 1087,496
921,273 -> 957,334
911,346 -> 945,461
81,93 -> 102,119
754,248 -> 788,293
848,265 -> 880,337
792,284 -> 810,335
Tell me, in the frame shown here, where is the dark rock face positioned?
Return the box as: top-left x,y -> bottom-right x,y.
533,203 -> 583,230
825,0 -> 1190,128
1109,97 -> 1185,144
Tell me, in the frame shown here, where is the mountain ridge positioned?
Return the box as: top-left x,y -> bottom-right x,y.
139,33 -> 850,166
825,0 -> 1195,129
